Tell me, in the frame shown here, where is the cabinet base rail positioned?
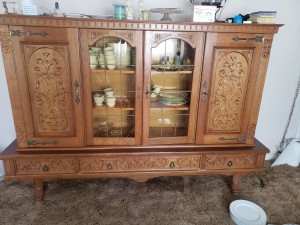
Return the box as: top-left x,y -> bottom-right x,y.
5,171 -> 259,201
1,139 -> 268,201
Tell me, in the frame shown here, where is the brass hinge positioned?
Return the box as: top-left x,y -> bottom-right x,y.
232,36 -> 264,42
219,136 -> 248,141
10,30 -> 49,37
27,140 -> 59,145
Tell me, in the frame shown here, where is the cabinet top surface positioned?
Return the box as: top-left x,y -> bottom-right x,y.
0,14 -> 282,33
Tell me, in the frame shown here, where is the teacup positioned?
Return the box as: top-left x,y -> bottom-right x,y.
90,55 -> 98,65
107,64 -> 116,70
93,93 -> 105,106
104,88 -> 114,97
153,86 -> 161,94
106,96 -> 116,107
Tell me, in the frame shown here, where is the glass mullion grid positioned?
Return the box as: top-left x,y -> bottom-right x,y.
104,38 -> 109,138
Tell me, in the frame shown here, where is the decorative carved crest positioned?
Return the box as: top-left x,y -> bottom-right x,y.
119,32 -> 134,42
25,45 -> 74,135
0,31 -> 13,53
154,33 -> 172,45
91,32 -> 102,42
90,31 -> 135,46
262,39 -> 273,59
208,50 -> 252,132
178,34 -> 195,45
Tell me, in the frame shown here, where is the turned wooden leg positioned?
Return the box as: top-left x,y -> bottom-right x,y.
231,174 -> 242,193
33,178 -> 44,201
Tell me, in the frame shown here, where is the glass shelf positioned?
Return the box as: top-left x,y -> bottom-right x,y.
91,68 -> 136,74
150,102 -> 189,110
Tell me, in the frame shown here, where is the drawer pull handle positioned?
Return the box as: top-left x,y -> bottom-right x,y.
10,30 -> 49,37
107,163 -> 113,170
202,81 -> 208,103
145,86 -> 150,98
170,162 -> 175,169
227,161 -> 233,167
137,86 -> 141,99
74,80 -> 80,104
232,36 -> 264,42
43,165 -> 49,172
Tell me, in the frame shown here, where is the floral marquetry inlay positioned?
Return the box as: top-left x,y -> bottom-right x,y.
207,50 -> 253,132
16,159 -> 76,174
79,156 -> 201,172
24,45 -> 75,136
114,157 -> 168,170
80,158 -> 105,172
16,127 -> 27,146
0,31 -> 13,53
262,39 -> 273,59
205,155 -> 256,169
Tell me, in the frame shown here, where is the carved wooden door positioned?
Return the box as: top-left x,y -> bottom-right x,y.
143,31 -> 205,145
196,32 -> 268,145
80,29 -> 143,145
10,26 -> 84,148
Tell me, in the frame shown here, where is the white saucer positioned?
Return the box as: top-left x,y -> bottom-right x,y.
229,200 -> 267,225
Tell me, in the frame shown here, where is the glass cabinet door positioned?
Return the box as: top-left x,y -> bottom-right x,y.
143,32 -> 204,145
81,30 -> 142,145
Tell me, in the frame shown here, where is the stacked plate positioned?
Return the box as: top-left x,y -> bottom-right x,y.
229,200 -> 267,225
158,91 -> 189,106
114,41 -> 132,68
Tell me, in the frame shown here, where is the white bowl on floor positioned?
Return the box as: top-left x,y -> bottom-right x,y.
229,200 -> 267,225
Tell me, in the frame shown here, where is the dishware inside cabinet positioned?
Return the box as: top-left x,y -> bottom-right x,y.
149,39 -> 195,138
89,36 -> 137,140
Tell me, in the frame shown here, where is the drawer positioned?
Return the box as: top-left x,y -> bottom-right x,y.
80,155 -> 202,173
15,158 -> 76,175
204,154 -> 257,170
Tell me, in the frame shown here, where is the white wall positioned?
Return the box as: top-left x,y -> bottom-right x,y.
0,51 -> 16,179
1,0 -> 300,178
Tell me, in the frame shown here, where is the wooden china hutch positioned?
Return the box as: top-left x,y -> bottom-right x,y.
0,15 -> 282,200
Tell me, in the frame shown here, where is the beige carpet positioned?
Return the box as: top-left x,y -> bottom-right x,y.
0,163 -> 299,225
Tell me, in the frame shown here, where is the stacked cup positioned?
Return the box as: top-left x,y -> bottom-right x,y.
98,50 -> 105,68
93,93 -> 105,107
89,47 -> 103,69
89,50 -> 98,69
104,46 -> 116,70
104,88 -> 116,107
